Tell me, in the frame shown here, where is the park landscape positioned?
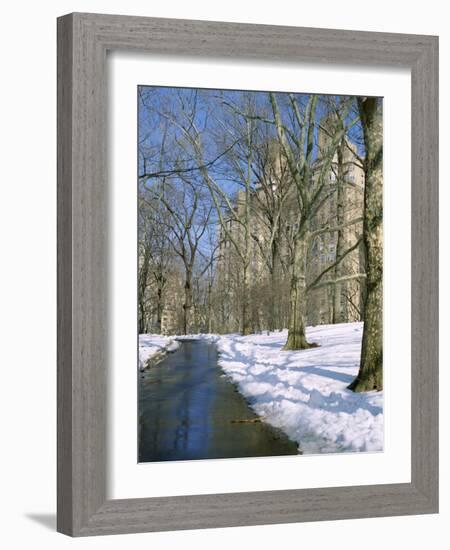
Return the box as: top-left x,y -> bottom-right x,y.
137,86 -> 383,462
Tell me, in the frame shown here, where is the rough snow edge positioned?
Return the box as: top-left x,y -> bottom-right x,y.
214,324 -> 383,455
138,334 -> 180,371
175,333 -> 220,342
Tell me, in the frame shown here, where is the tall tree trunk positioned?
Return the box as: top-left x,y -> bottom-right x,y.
182,268 -> 193,335
348,97 -> 383,392
268,267 -> 276,332
155,277 -> 164,334
241,262 -> 252,335
283,234 -> 311,350
268,239 -> 281,332
332,141 -> 345,324
138,301 -> 146,334
207,279 -> 213,333
358,240 -> 367,322
138,246 -> 150,334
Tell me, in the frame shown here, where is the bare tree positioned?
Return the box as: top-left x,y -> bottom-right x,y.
196,224 -> 221,333
348,97 -> 383,392
142,176 -> 213,335
153,90 -> 258,334
309,101 -> 365,324
138,194 -> 173,333
248,137 -> 293,330
269,92 -> 363,349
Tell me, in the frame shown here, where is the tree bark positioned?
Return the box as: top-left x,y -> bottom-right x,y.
138,244 -> 151,334
207,279 -> 213,333
348,98 -> 383,392
182,269 -> 193,335
268,238 -> 281,332
241,262 -> 252,335
284,234 -> 311,350
332,140 -> 345,324
155,276 -> 164,334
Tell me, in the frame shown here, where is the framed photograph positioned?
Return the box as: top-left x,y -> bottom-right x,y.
57,12 -> 438,536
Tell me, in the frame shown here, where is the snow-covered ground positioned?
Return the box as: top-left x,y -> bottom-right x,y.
138,323 -> 383,454
216,323 -> 383,454
138,334 -> 180,370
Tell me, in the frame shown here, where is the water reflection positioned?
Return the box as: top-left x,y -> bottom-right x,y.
139,340 -> 298,462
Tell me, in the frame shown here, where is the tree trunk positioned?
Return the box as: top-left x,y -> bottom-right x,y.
268,239 -> 280,332
207,278 -> 213,333
268,268 -> 276,333
241,262 -> 252,335
138,301 -> 146,334
182,269 -> 193,335
156,280 -> 163,334
358,240 -> 367,322
283,234 -> 311,350
138,245 -> 150,334
332,141 -> 345,324
348,97 -> 383,392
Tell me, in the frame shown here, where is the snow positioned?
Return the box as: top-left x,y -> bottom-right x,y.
138,334 -> 180,370
216,323 -> 383,454
138,323 -> 383,454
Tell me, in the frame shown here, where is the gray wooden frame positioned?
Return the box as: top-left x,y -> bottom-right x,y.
57,12 -> 439,537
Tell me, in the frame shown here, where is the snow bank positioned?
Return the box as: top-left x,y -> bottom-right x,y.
138,334 -> 180,370
216,323 -> 383,454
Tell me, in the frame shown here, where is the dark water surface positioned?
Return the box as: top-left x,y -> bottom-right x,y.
139,340 -> 298,462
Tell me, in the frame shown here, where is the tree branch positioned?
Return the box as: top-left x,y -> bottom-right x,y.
310,217 -> 363,238
308,273 -> 366,291
307,237 -> 363,292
